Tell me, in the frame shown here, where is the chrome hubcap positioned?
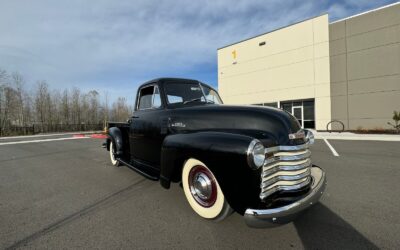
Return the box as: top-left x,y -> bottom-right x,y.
192,172 -> 212,200
189,165 -> 217,207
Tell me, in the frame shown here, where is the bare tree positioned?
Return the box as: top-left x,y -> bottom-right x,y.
110,97 -> 130,122
11,72 -> 26,126
0,69 -> 10,135
61,89 -> 70,124
34,81 -> 51,131
0,68 -> 135,136
71,87 -> 81,125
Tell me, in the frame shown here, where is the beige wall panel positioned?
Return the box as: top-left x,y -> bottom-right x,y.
314,57 -> 330,84
397,25 -> 400,42
329,54 -> 347,83
316,96 -> 332,130
331,96 -> 348,119
221,85 -> 316,105
349,118 -> 394,130
329,38 -> 346,56
348,75 -> 400,94
346,25 -> 399,52
271,85 -> 315,102
247,21 -> 314,56
330,82 -> 347,97
347,43 -> 400,80
315,97 -> 332,120
219,46 -> 314,78
259,60 -> 315,88
217,17 -> 320,68
218,15 -> 330,130
314,42 -> 330,58
345,4 -> 400,36
265,46 -> 314,69
218,21 -> 314,67
219,61 -> 266,78
329,22 -> 346,40
222,60 -> 315,98
348,91 -> 400,120
313,15 -> 330,43
330,95 -> 349,130
315,83 -> 331,98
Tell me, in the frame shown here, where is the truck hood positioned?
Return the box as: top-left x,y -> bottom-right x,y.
168,104 -> 303,146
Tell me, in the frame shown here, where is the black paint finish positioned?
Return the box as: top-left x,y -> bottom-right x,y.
106,78 -> 303,214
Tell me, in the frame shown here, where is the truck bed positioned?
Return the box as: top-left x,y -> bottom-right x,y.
107,121 -> 129,129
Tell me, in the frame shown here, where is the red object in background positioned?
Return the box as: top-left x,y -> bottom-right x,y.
73,134 -> 86,138
91,134 -> 108,139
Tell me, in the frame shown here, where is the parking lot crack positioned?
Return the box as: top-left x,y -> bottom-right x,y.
5,178 -> 147,250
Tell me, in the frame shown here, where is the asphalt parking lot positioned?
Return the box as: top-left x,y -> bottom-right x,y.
0,134 -> 399,249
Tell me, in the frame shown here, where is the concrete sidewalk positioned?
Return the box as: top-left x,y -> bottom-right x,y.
313,131 -> 400,141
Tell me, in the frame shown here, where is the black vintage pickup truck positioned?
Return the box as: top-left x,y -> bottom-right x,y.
105,78 -> 326,227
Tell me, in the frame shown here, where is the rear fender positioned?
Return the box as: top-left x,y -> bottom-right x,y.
108,127 -> 124,156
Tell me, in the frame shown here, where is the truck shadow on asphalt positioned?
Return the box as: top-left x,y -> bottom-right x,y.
293,203 -> 379,249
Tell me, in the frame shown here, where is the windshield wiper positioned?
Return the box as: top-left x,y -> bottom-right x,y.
183,98 -> 203,105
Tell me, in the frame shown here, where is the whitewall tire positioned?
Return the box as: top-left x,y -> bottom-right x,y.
109,141 -> 120,167
182,158 -> 232,221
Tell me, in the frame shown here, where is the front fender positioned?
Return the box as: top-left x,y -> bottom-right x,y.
160,131 -> 261,215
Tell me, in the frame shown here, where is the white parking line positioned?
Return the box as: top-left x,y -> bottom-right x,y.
324,138 -> 339,157
0,137 -> 89,146
0,131 -> 101,140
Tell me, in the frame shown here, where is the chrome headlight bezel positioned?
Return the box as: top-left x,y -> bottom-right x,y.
247,139 -> 265,170
305,129 -> 315,145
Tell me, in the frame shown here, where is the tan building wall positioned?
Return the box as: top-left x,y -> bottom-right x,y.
329,3 -> 400,130
218,15 -> 331,130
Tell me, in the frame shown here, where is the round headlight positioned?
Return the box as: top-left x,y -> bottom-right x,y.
247,139 -> 265,170
305,129 -> 315,145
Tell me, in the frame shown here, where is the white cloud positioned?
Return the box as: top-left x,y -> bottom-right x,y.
0,0 -> 396,100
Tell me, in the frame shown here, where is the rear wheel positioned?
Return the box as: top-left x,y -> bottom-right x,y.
109,141 -> 120,167
182,158 -> 232,221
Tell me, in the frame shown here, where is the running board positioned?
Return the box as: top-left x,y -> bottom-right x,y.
117,158 -> 159,181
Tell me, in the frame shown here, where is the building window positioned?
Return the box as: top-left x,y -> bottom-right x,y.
251,102 -> 278,108
263,102 -> 278,108
280,99 -> 315,129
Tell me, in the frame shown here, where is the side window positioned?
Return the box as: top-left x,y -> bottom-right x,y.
138,85 -> 162,110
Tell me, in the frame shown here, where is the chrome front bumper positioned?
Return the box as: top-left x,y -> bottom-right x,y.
244,166 -> 326,228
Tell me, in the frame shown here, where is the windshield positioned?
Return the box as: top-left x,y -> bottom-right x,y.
164,81 -> 222,107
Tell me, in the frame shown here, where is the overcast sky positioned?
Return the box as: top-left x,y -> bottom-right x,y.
0,0 -> 397,102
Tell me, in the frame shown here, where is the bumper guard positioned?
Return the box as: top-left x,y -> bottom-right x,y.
244,166 -> 326,228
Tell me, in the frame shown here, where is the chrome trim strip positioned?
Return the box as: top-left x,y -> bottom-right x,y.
262,159 -> 312,177
264,150 -> 311,165
261,168 -> 311,188
264,143 -> 309,154
260,177 -> 312,199
245,166 -> 326,228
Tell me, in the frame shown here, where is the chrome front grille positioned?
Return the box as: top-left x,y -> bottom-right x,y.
260,143 -> 312,200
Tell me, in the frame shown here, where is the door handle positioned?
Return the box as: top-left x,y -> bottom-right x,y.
132,116 -> 139,119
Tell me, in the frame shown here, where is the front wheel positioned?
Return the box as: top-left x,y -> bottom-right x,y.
109,141 -> 120,167
182,158 -> 232,221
